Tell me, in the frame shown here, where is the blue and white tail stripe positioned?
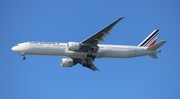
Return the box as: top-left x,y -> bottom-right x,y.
138,30 -> 159,47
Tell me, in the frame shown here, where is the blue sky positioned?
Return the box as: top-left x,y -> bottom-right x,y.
1,0 -> 180,99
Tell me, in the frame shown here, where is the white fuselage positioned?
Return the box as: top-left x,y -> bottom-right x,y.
12,42 -> 160,59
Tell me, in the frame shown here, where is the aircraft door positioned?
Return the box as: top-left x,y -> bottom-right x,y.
107,46 -> 111,51
29,42 -> 33,47
132,47 -> 137,56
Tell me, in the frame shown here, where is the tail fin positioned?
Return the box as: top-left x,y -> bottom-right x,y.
146,40 -> 167,59
138,30 -> 159,47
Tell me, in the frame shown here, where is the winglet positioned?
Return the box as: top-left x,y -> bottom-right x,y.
114,17 -> 125,25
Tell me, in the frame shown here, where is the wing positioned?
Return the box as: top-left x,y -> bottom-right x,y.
73,58 -> 99,71
71,17 -> 124,71
81,17 -> 124,44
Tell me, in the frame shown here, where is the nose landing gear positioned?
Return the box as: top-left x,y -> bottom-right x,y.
20,53 -> 26,60
23,56 -> 26,60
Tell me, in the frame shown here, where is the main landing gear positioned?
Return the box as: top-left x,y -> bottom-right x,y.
86,47 -> 98,60
82,59 -> 91,68
20,53 -> 26,60
86,53 -> 96,60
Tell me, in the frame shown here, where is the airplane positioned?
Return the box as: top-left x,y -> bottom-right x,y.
11,17 -> 167,71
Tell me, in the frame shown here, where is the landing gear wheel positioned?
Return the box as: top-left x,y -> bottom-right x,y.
87,54 -> 93,58
82,63 -> 86,67
92,55 -> 96,60
87,64 -> 91,68
85,61 -> 91,68
23,57 -> 26,60
87,54 -> 90,58
86,54 -> 96,60
21,53 -> 26,60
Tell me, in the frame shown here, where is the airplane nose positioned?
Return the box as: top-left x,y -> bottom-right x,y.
12,47 -> 15,51
12,46 -> 17,51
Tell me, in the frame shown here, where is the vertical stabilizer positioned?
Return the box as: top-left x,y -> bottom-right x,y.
138,30 -> 159,47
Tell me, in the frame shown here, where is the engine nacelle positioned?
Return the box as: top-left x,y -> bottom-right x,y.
60,58 -> 74,67
67,42 -> 81,51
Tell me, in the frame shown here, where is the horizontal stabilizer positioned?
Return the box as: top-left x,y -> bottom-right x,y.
149,54 -> 158,59
146,40 -> 167,51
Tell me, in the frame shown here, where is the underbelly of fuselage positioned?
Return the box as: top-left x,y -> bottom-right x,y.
25,46 -> 148,58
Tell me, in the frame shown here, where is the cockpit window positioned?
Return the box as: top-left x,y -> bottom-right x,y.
16,44 -> 19,46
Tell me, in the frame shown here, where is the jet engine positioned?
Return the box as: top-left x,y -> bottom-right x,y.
60,58 -> 74,67
67,42 -> 81,51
